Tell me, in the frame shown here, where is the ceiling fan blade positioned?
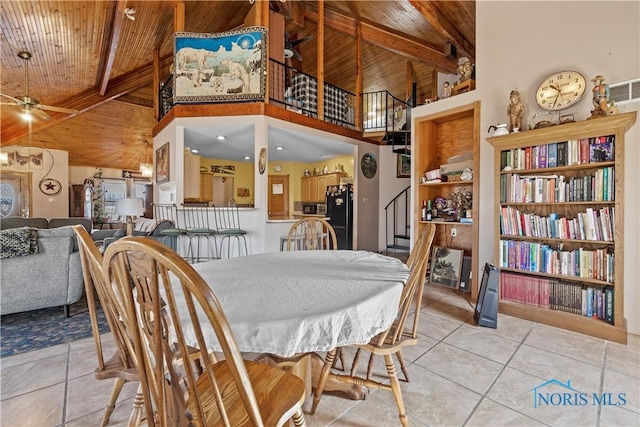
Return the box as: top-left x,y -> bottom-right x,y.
292,49 -> 303,62
0,93 -> 24,104
290,35 -> 314,47
29,108 -> 53,121
38,104 -> 78,114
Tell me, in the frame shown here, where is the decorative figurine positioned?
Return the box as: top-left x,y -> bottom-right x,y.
457,60 -> 473,83
507,89 -> 524,132
442,81 -> 452,98
590,75 -> 611,119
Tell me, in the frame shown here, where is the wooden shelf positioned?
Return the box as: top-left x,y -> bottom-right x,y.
489,111 -> 636,344
413,102 -> 481,299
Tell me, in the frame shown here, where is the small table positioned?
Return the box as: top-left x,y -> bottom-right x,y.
175,250 -> 409,405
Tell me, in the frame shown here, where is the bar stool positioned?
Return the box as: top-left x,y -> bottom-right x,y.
153,203 -> 187,253
181,204 -> 218,262
214,199 -> 249,258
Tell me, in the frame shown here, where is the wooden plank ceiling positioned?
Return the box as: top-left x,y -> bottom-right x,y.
0,0 -> 475,171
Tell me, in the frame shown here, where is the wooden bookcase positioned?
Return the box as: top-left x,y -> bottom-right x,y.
488,112 -> 636,344
413,102 -> 481,299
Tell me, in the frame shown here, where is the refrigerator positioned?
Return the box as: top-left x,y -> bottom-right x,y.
325,183 -> 353,250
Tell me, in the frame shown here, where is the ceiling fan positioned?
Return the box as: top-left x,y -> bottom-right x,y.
0,51 -> 78,122
284,32 -> 314,62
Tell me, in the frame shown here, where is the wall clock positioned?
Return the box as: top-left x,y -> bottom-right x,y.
361,152 -> 377,179
535,70 -> 586,111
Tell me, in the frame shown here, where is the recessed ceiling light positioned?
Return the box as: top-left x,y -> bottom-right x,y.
244,156 -> 251,160
217,135 -> 226,140
191,149 -> 199,153
276,146 -> 284,150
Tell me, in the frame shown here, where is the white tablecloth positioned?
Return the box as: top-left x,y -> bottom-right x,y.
178,250 -> 409,358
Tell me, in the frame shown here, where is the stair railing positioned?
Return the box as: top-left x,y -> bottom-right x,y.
384,185 -> 411,254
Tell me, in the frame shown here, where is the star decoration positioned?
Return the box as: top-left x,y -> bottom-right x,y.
44,181 -> 57,191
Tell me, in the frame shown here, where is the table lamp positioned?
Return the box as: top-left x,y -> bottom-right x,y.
115,198 -> 144,236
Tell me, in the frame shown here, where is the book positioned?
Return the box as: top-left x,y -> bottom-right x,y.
547,143 -> 558,167
557,141 -> 568,166
538,144 -> 547,168
590,135 -> 614,162
605,287 -> 614,324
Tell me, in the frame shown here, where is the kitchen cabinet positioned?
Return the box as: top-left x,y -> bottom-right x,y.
184,151 -> 201,200
200,173 -> 214,202
301,172 -> 347,203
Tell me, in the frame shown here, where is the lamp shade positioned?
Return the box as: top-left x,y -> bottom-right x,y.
114,198 -> 144,216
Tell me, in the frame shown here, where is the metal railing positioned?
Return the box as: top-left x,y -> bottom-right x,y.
384,185 -> 411,254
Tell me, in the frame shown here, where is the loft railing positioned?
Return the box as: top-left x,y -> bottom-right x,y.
269,59 -> 356,128
158,59 -> 355,130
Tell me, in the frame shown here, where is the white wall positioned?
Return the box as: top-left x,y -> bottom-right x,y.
479,1 -> 639,335
413,1 -> 639,335
1,147 -> 69,219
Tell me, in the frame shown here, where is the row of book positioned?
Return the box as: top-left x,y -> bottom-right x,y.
500,206 -> 615,242
500,271 -> 614,324
500,135 -> 615,171
499,167 -> 615,203
499,239 -> 615,283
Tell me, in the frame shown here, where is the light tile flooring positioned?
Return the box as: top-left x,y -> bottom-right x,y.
2,284 -> 638,427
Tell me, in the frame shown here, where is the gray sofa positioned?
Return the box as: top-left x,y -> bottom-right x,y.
102,217 -> 176,251
0,217 -> 114,316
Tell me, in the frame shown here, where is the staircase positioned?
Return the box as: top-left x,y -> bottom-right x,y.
384,186 -> 411,255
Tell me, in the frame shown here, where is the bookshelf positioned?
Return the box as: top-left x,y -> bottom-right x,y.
413,102 -> 481,299
488,112 -> 636,344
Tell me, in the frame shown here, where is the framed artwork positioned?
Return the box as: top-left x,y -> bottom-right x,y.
156,142 -> 170,184
0,171 -> 32,218
173,26 -> 267,103
397,153 -> 411,178
429,246 -> 464,289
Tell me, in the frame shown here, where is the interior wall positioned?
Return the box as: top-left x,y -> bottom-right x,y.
0,147 -> 69,219
479,0 -> 639,335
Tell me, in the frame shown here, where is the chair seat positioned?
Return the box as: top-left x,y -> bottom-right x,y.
190,359 -> 305,426
218,229 -> 247,236
159,228 -> 187,235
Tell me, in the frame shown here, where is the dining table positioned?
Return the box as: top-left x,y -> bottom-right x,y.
173,250 -> 410,405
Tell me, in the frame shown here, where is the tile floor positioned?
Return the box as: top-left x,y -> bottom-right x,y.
1,284 -> 638,427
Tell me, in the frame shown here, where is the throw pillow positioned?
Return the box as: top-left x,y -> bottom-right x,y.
0,227 -> 39,259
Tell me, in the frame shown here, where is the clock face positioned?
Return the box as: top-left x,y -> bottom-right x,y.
536,71 -> 586,111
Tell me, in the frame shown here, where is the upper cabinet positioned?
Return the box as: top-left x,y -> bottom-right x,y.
413,102 -> 481,298
301,172 -> 347,203
184,151 -> 201,200
488,112 -> 636,344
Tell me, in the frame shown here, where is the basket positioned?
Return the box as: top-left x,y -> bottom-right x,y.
444,171 -> 462,182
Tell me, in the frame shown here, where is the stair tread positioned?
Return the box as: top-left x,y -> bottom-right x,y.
387,244 -> 410,250
393,234 -> 410,239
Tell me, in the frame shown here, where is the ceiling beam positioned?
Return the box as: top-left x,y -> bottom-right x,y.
1,56 -> 173,144
98,1 -> 127,96
304,8 -> 457,72
409,0 -> 475,61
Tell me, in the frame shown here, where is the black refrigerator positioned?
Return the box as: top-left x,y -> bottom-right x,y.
325,183 -> 353,250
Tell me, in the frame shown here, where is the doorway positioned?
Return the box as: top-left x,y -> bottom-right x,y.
268,175 -> 289,219
213,177 -> 234,206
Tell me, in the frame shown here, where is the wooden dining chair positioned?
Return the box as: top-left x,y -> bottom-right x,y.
310,223 -> 436,427
352,222 -> 437,382
286,217 -> 337,251
102,237 -> 306,427
73,225 -> 143,427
